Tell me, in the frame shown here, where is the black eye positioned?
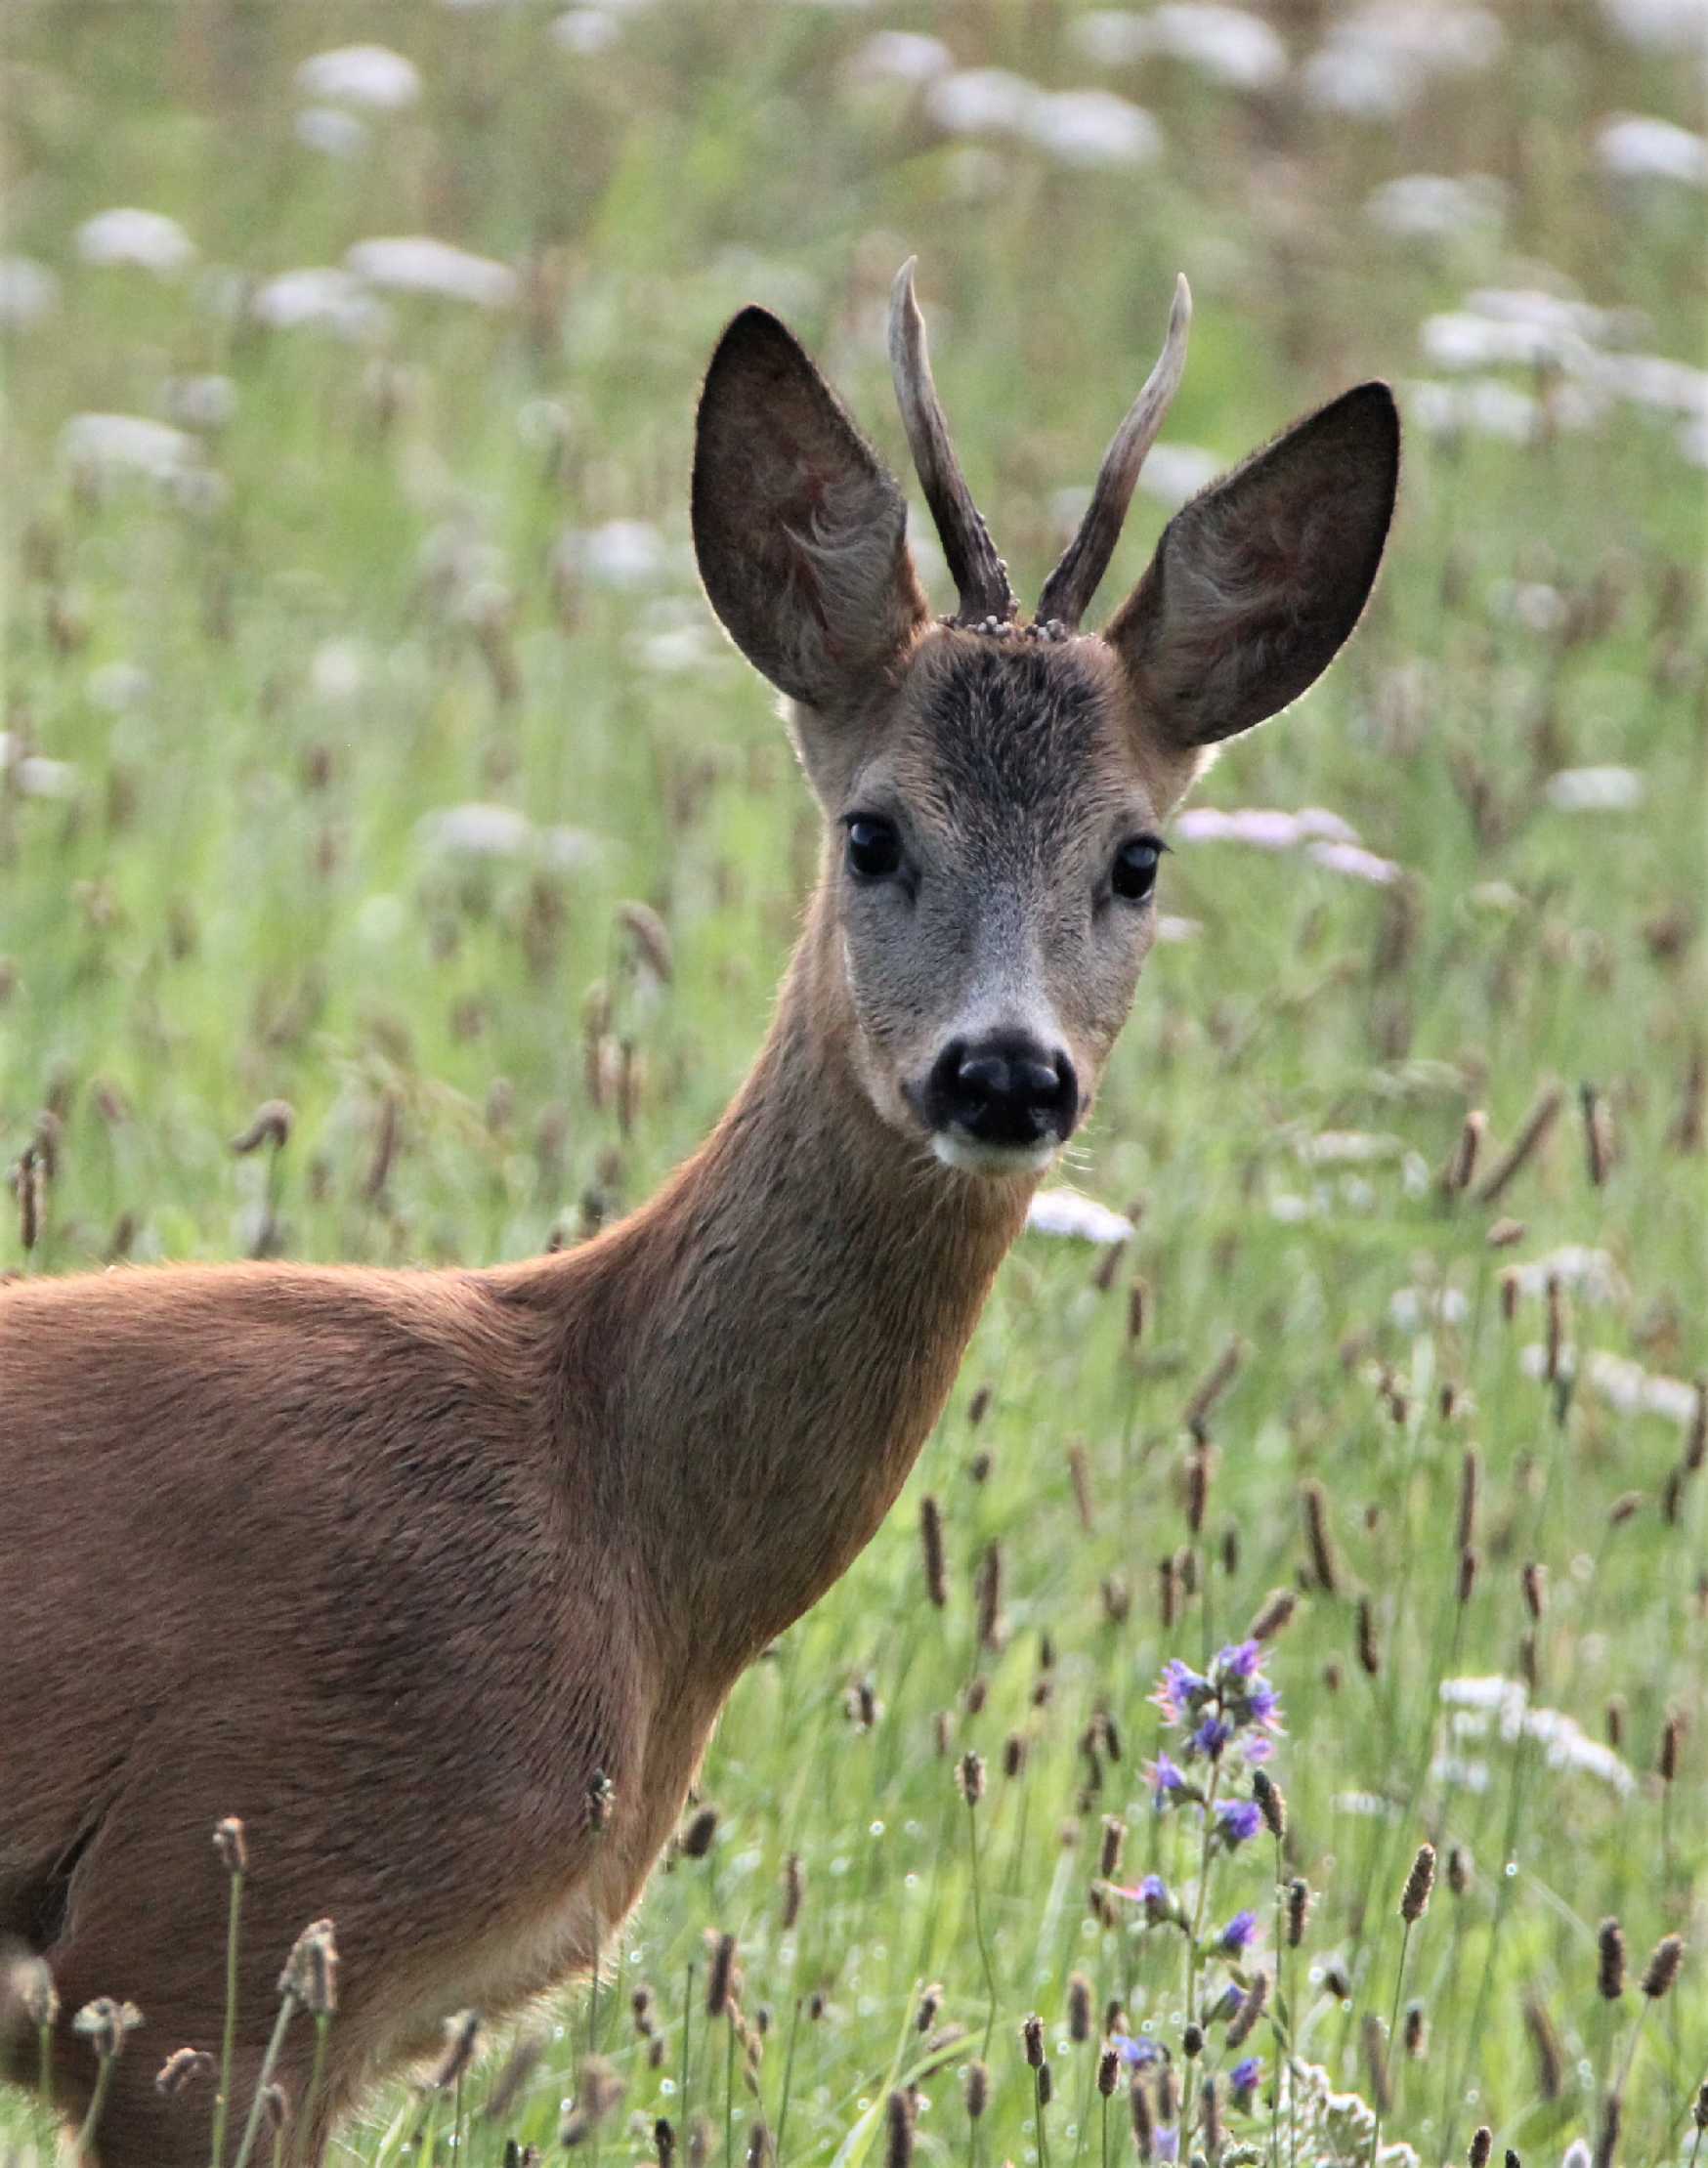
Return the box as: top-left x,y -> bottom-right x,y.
846,816 -> 903,881
1111,836 -> 1164,903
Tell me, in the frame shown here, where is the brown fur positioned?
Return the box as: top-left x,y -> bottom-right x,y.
0,293 -> 1396,2165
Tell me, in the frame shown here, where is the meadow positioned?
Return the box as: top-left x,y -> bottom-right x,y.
2,0 -> 1705,2160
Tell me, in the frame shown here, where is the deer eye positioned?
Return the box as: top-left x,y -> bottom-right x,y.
1111,836 -> 1164,903
846,816 -> 903,881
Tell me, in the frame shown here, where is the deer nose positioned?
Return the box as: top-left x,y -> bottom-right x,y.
929,1035 -> 1079,1150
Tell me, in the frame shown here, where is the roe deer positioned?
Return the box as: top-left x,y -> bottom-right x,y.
0,261 -> 1397,2164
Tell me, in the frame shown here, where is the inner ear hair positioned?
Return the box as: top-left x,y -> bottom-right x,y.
1105,381 -> 1400,749
692,307 -> 927,711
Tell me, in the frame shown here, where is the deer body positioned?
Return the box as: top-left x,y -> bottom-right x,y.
1,267 -> 1396,2163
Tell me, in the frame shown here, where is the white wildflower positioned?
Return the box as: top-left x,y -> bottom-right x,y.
76,208 -> 195,274
252,267 -> 389,340
1365,173 -> 1506,237
1023,89 -> 1159,167
0,256 -> 60,329
1545,765 -> 1645,812
345,237 -> 518,308
164,374 -> 237,433
295,45 -> 421,110
1306,839 -> 1401,884
1149,4 -> 1287,88
847,30 -> 953,85
61,413 -> 199,483
1026,1190 -> 1135,1245
924,67 -> 1038,136
1597,114 -> 1708,186
554,519 -> 671,590
295,106 -> 370,157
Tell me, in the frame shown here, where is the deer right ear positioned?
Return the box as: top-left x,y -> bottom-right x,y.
693,309 -> 928,712
1103,382 -> 1399,749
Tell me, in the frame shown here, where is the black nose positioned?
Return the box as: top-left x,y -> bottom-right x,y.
928,1034 -> 1079,1150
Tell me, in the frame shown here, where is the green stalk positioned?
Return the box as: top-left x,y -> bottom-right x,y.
212,1864 -> 246,2168
230,1993 -> 299,2168
967,1802 -> 998,2057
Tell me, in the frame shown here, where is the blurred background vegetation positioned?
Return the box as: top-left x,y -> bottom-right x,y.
2,1 -> 1705,2161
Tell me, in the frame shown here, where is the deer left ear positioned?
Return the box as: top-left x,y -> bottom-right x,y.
693,307 -> 928,713
1103,382 -> 1399,748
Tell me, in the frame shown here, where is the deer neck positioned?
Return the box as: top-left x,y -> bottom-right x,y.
577,881 -> 1032,1683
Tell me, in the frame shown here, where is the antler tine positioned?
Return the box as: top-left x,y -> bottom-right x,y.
888,259 -> 1016,630
1036,274 -> 1192,631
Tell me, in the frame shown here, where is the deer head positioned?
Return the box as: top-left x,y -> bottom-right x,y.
692,263 -> 1399,1179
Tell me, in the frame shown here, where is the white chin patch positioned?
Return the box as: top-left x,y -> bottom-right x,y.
931,1131 -> 1059,1178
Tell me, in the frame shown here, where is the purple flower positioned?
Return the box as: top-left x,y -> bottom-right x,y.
1217,1908 -> 1261,1955
1112,2032 -> 1160,2068
1154,2130 -> 1179,2164
1229,2056 -> 1262,2109
1245,1734 -> 1275,1765
1216,1639 -> 1262,1681
1246,1681 -> 1283,1729
1145,1750 -> 1187,1804
1217,1800 -> 1263,1847
1208,1981 -> 1243,2024
1150,1659 -> 1210,1723
1190,1714 -> 1232,1761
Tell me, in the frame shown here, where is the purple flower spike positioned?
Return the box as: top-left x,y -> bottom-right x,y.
1218,1908 -> 1260,1955
1229,2055 -> 1262,2109
1217,1800 -> 1263,1846
1112,2032 -> 1160,2067
1190,1714 -> 1232,1761
1146,1750 -> 1187,1804
1150,1658 -> 1209,1723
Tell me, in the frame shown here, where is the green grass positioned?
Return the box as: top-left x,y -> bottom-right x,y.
3,2 -> 1705,2162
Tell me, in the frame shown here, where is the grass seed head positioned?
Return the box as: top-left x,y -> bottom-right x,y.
705,1933 -> 736,2019
1468,2130 -> 1492,2168
1067,1974 -> 1091,2043
964,2062 -> 989,2119
1400,1843 -> 1436,1923
957,1751 -> 985,1807
919,1497 -> 947,1608
1640,1932 -> 1684,1998
884,2089 -> 913,2168
1253,1767 -> 1286,1842
212,1816 -> 247,1877
1597,1918 -> 1625,1999
1021,2014 -> 1045,2068
1129,2074 -> 1153,2159
154,2047 -> 215,2097
1403,1999 -> 1427,2057
682,1807 -> 718,1858
1097,2045 -> 1119,2097
1301,1480 -> 1341,1594
1522,1997 -> 1562,2099
1250,1588 -> 1297,1642
1226,1969 -> 1268,2048
781,1851 -> 803,1931
1287,1878 -> 1311,1946
1593,2091 -> 1621,2168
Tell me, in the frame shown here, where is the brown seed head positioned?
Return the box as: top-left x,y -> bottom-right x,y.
1659,1710 -> 1683,1783
1456,1450 -> 1480,1552
1250,1587 -> 1297,1642
1597,1918 -> 1625,2000
1286,1877 -> 1311,1947
975,1542 -> 1003,1651
1097,2046 -> 1119,2098
682,1807 -> 719,1858
1593,2091 -> 1621,2168
213,1816 -> 248,1877
782,1851 -> 803,1931
957,1752 -> 985,1807
1067,1974 -> 1092,2043
1447,1846 -> 1472,1896
432,2010 -> 481,2092
1301,1480 -> 1341,1594
884,2090 -> 914,2168
1226,1970 -> 1268,2049
706,1932 -> 737,2019
1468,2129 -> 1492,2168
1128,2074 -> 1154,2159
1252,1767 -> 1286,1843
1400,1843 -> 1436,1923
72,1998 -> 143,2061
1521,1561 -> 1547,1620
1403,2000 -> 1427,2058
231,1100 -> 294,1155
1356,1595 -> 1381,1677
154,2047 -> 215,2098
1021,2014 -> 1045,2068
919,1497 -> 947,1608
1458,1548 -> 1479,1605
964,2061 -> 989,2120
1522,1996 -> 1562,2100
1099,1816 -> 1126,1879
279,1919 -> 339,2016
1641,1932 -> 1684,1999
915,1985 -> 941,2034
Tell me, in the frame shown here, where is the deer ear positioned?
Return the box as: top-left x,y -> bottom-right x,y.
1103,382 -> 1399,747
693,308 -> 928,711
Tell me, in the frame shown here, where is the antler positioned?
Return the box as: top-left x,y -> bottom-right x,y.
1036,275 -> 1192,631
888,259 -> 1016,630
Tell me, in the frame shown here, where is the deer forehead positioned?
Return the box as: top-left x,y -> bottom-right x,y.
862,634 -> 1162,850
